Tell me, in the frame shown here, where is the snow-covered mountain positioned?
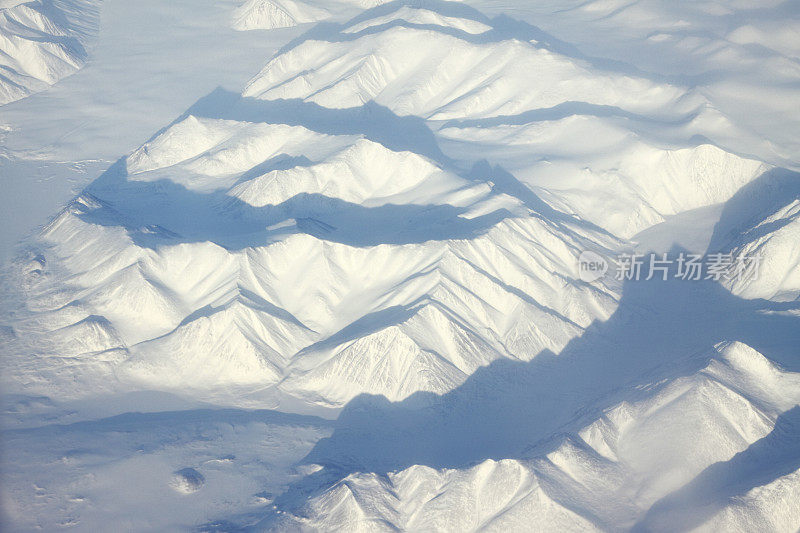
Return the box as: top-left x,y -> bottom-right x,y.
232,0 -> 401,31
708,168 -> 800,301
272,342 -> 800,531
0,0 -> 101,105
1,0 -> 799,531
233,0 -> 331,30
4,98 -> 620,404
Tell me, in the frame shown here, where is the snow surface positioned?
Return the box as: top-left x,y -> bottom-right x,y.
268,343 -> 800,531
1,0 -> 800,531
0,0 -> 312,263
232,0 -> 332,31
0,0 -> 101,105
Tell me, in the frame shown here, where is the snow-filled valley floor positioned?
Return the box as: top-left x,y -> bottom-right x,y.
1,0 -> 799,531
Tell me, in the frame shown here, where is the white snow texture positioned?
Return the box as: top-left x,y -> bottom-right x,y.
1,0 -> 799,531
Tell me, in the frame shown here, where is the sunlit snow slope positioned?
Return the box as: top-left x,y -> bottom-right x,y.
1,0 -> 800,531
233,0 -> 331,30
232,0 -> 410,31
0,0 -> 100,105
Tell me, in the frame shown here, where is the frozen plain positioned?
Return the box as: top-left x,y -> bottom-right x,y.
1,0 -> 799,531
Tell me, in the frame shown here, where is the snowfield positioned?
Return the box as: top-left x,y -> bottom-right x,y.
0,0 -> 101,105
1,0 -> 799,531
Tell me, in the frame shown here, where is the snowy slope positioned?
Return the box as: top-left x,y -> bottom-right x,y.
232,0 -> 331,30
242,5 -> 772,237
0,0 -> 101,105
242,16 -> 688,119
708,168 -> 800,301
232,0 -> 438,31
441,120 -> 769,238
271,343 -> 800,532
1,0 -> 799,531
2,105 -> 620,404
525,0 -> 800,171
